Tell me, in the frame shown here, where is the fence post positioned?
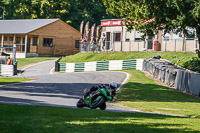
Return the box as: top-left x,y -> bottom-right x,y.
175,39 -> 176,52
13,44 -> 16,64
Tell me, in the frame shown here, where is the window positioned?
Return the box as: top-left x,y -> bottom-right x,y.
23,37 -> 30,44
75,40 -> 80,48
9,37 -> 13,41
125,31 -> 130,42
16,37 -> 21,44
4,37 -> 7,41
113,32 -> 121,42
135,31 -> 144,41
32,37 -> 38,46
43,38 -> 53,47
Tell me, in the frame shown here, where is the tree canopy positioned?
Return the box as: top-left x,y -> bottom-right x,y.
103,0 -> 200,40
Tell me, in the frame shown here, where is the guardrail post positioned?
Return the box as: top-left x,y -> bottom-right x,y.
55,57 -> 62,72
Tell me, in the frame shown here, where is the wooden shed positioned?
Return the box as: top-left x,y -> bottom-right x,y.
0,19 -> 80,58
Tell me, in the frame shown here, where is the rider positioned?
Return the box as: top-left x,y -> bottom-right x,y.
84,81 -> 118,100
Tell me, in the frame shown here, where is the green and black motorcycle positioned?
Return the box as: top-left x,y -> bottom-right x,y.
76,85 -> 114,110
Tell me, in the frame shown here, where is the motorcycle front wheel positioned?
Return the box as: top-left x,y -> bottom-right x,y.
76,98 -> 85,108
99,102 -> 106,110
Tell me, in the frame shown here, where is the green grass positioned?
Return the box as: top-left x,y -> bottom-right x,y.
60,52 -> 196,68
1,53 -> 200,132
113,70 -> 200,118
0,104 -> 200,132
0,70 -> 200,132
0,77 -> 31,85
17,57 -> 58,69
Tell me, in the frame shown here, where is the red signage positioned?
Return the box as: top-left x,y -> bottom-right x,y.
101,20 -> 125,27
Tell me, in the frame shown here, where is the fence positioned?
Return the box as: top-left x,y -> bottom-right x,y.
80,39 -> 199,53
58,59 -> 144,72
2,44 -> 25,53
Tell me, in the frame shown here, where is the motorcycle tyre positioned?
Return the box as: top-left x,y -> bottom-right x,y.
91,97 -> 105,109
77,98 -> 85,108
99,102 -> 106,110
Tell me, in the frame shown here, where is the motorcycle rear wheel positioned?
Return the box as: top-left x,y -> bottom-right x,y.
91,96 -> 105,109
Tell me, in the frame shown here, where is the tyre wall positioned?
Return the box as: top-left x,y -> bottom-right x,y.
143,59 -> 200,97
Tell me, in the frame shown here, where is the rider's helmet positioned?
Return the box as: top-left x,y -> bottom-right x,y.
109,81 -> 117,90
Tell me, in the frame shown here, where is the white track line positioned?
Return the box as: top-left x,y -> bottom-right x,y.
50,67 -> 55,75
116,72 -> 130,91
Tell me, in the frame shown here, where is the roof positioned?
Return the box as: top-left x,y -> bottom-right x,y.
0,18 -> 59,34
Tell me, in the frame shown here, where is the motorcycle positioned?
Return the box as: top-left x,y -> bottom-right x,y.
76,85 -> 113,110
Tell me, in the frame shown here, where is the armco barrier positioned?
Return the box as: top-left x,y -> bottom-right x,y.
58,59 -> 144,72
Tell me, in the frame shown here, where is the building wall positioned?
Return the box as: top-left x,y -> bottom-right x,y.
102,25 -> 197,52
29,20 -> 80,56
102,26 -> 146,52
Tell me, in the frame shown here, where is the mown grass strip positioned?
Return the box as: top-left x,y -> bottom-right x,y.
0,77 -> 31,85
0,103 -> 200,132
114,70 -> 200,118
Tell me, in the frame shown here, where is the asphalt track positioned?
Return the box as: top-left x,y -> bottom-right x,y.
0,60 -> 142,112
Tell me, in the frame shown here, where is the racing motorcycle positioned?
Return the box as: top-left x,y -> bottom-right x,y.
76,85 -> 114,110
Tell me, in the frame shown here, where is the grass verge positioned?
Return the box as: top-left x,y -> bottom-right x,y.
0,104 -> 200,132
0,70 -> 200,132
0,77 -> 31,85
113,70 -> 200,118
60,52 -> 196,68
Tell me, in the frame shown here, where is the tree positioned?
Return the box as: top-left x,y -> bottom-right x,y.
103,0 -> 200,44
0,0 -> 9,19
4,0 -> 112,30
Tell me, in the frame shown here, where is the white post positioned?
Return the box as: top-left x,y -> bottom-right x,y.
145,36 -> 148,52
1,35 -> 4,52
13,34 -> 16,46
13,44 -> 16,64
24,35 -> 28,57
